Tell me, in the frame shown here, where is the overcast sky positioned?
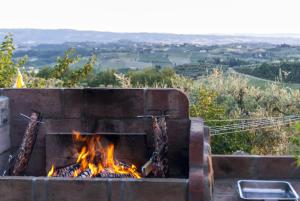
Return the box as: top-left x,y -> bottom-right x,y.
1,0 -> 300,35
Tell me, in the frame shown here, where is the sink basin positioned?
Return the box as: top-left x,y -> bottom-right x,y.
237,180 -> 299,200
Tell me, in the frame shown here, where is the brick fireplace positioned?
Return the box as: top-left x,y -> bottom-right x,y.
0,88 -> 212,201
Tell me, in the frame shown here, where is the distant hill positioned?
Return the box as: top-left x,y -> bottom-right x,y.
1,29 -> 300,45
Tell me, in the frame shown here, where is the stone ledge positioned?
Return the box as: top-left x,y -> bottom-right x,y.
213,155 -> 300,179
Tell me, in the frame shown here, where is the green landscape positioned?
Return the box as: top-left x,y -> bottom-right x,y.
2,31 -> 300,156
3,0 -> 300,199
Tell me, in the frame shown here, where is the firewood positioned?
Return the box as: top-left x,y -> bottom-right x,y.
77,167 -> 136,178
54,163 -> 81,177
141,160 -> 153,176
142,116 -> 168,177
1,154 -> 15,176
95,169 -> 133,178
78,168 -> 92,178
152,116 -> 168,177
12,111 -> 42,176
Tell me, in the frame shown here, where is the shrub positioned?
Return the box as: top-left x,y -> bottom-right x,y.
87,69 -> 121,87
127,67 -> 176,87
196,70 -> 300,154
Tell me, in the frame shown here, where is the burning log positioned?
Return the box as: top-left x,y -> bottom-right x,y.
53,163 -> 81,177
95,168 -> 134,178
47,131 -> 142,179
96,172 -> 133,178
12,111 -> 43,176
78,167 -> 136,178
51,161 -> 139,178
78,168 -> 92,178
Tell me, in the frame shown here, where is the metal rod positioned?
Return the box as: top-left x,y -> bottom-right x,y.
137,115 -> 171,118
20,113 -> 44,124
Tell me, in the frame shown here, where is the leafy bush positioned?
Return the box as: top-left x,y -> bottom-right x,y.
189,85 -> 255,154
127,67 -> 176,87
196,70 -> 300,154
190,87 -> 225,120
291,123 -> 300,166
87,69 -> 120,87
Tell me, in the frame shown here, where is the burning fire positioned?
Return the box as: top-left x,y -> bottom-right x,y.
47,165 -> 55,177
47,131 -> 141,178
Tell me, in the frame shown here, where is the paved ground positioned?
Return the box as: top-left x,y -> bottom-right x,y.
213,179 -> 300,201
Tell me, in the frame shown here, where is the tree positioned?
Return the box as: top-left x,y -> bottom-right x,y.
63,55 -> 96,87
50,48 -> 79,80
36,48 -> 96,87
0,34 -> 26,87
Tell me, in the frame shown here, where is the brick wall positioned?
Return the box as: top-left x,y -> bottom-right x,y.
0,88 -> 190,177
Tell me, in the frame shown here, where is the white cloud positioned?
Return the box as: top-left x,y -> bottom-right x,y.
0,0 -> 300,34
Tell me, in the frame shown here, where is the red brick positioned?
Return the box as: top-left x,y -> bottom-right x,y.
189,168 -> 204,201
3,89 -> 62,119
123,178 -> 188,201
168,149 -> 189,178
212,155 -> 300,179
62,89 -> 83,118
95,118 -> 150,133
167,119 -> 190,149
46,178 -> 108,201
255,156 -> 300,179
189,118 -> 204,168
0,177 -> 32,201
212,155 -> 255,179
145,89 -> 189,118
25,147 -> 45,176
45,119 -> 82,133
83,88 -> 144,118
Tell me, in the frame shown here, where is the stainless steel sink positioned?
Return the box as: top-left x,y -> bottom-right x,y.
237,180 -> 299,200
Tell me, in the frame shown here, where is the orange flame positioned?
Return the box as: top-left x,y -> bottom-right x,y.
73,169 -> 80,177
47,165 -> 55,177
48,131 -> 141,178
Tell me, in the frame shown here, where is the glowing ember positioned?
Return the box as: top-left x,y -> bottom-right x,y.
47,131 -> 141,179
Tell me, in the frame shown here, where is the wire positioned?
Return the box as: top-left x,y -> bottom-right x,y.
209,116 -> 300,136
211,117 -> 300,131
205,115 -> 298,122
211,121 -> 298,136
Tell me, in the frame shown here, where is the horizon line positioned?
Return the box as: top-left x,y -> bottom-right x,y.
1,27 -> 300,38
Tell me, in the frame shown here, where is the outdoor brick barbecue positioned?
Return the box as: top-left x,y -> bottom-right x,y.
0,88 -> 213,201
1,88 -> 300,201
